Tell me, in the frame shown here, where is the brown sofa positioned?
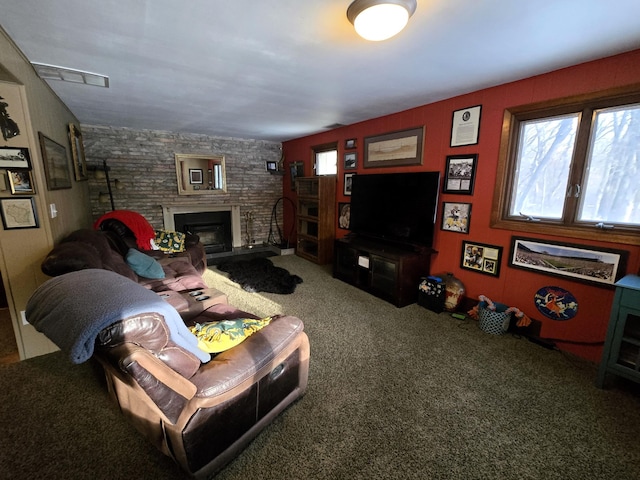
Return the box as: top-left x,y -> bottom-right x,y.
29,258 -> 309,478
41,228 -> 207,293
96,216 -> 207,275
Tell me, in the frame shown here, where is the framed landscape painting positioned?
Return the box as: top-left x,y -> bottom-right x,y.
0,146 -> 31,169
363,126 -> 424,168
39,132 -> 71,190
509,237 -> 628,287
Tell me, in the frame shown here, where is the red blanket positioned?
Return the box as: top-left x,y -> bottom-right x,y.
94,210 -> 155,250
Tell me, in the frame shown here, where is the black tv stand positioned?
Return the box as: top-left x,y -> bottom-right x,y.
333,236 -> 434,307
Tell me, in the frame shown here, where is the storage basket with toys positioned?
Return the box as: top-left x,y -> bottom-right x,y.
468,295 -> 531,335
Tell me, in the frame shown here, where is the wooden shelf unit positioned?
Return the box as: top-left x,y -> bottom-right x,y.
295,176 -> 336,264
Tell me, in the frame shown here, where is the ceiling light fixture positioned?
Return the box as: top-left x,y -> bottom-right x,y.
31,63 -> 109,88
347,0 -> 417,41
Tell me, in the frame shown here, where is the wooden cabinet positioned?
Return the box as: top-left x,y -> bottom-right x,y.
596,275 -> 640,388
295,176 -> 336,264
333,236 -> 432,307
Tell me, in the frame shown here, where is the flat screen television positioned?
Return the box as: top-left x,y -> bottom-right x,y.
349,171 -> 440,249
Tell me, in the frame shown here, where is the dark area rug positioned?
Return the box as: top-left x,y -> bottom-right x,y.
216,257 -> 302,294
207,250 -> 276,266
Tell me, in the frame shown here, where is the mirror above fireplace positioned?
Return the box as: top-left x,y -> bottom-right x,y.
175,153 -> 226,196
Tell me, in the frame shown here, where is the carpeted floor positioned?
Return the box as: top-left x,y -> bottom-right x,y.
1,255 -> 640,479
0,308 -> 19,364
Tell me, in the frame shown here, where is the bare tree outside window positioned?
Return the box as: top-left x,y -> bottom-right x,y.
510,115 -> 578,219
579,104 -> 640,226
492,86 -> 640,245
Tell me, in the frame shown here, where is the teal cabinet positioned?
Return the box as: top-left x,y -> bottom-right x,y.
596,275 -> 640,388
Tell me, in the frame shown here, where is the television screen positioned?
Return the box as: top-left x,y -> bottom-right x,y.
349,171 -> 440,249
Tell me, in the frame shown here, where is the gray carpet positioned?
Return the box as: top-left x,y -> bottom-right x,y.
0,308 -> 19,362
1,255 -> 640,479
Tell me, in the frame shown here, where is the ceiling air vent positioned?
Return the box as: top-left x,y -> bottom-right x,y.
31,62 -> 109,88
323,123 -> 346,129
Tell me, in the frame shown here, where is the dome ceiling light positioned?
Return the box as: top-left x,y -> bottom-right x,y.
347,0 -> 417,41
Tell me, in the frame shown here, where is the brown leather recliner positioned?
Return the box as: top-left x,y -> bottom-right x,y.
26,270 -> 310,479
95,304 -> 310,478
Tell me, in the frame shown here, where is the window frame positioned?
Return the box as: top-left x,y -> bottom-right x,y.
312,142 -> 338,176
491,84 -> 640,246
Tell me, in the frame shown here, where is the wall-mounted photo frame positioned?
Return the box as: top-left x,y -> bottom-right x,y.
338,202 -> 351,229
461,240 -> 503,277
7,169 -> 35,195
364,126 -> 424,168
441,202 -> 471,234
343,172 -> 356,196
0,197 -> 38,229
0,146 -> 31,169
189,168 -> 203,184
39,132 -> 71,190
450,105 -> 482,147
0,96 -> 20,141
509,236 -> 628,287
345,138 -> 357,149
68,123 -> 88,181
290,161 -> 304,190
265,160 -> 278,172
443,154 -> 477,195
344,152 -> 357,170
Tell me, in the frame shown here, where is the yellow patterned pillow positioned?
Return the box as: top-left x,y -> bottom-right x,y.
189,317 -> 272,353
154,230 -> 185,253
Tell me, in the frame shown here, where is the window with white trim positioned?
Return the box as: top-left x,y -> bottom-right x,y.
492,87 -> 640,245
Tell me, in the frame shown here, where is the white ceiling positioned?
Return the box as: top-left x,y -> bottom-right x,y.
1,0 -> 640,142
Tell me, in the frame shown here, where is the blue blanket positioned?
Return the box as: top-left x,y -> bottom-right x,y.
26,269 -> 210,364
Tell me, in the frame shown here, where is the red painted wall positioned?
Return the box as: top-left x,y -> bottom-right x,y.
282,50 -> 640,362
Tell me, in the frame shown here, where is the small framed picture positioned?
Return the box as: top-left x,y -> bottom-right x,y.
461,240 -> 503,277
441,202 -> 471,234
338,202 -> 351,229
443,154 -> 477,195
290,161 -> 304,190
0,147 -> 31,170
7,169 -> 35,195
344,152 -> 357,170
0,197 -> 39,229
189,168 -> 203,184
345,138 -> 356,149
450,105 -> 482,147
344,172 -> 356,196
265,160 -> 278,172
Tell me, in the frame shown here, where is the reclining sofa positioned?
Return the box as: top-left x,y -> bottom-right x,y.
41,227 -> 207,292
29,221 -> 310,478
